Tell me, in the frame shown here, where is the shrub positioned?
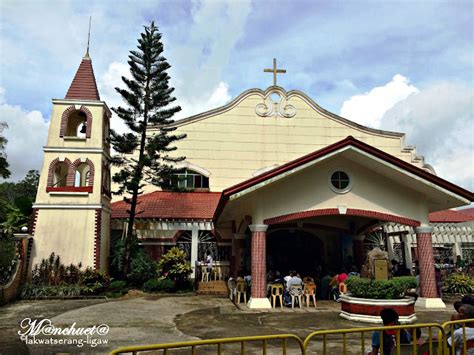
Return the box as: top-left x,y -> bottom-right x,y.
127,251 -> 157,286
21,283 -> 82,299
445,273 -> 474,295
143,278 -> 176,293
80,268 -> 110,295
346,276 -> 417,299
25,253 -> 110,297
108,280 -> 127,292
158,247 -> 192,287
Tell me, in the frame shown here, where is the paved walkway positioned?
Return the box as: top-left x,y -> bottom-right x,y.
0,294 -> 456,354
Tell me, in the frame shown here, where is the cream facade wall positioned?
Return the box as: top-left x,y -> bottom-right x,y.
32,209 -> 96,268
131,88 -> 432,195
221,154 -> 430,225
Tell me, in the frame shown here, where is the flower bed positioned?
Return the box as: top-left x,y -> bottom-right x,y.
339,294 -> 417,324
340,276 -> 418,324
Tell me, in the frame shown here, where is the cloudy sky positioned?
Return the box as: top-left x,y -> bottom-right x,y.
0,0 -> 473,192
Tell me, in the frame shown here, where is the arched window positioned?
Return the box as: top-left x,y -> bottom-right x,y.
53,162 -> 68,187
102,164 -> 111,196
65,110 -> 87,138
74,162 -> 91,187
170,231 -> 230,261
167,169 -> 209,190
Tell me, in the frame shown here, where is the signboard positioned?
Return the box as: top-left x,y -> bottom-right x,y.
374,259 -> 388,280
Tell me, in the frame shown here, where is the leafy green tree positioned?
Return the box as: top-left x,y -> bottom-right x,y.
0,122 -> 11,179
110,22 -> 186,273
158,247 -> 192,286
0,170 -> 39,232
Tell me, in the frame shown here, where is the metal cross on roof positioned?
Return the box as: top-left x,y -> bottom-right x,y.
264,58 -> 286,86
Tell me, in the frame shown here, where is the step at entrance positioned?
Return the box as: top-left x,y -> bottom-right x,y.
197,280 -> 228,295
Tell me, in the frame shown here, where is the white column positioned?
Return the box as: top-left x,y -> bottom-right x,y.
190,228 -> 199,279
402,234 -> 413,272
387,235 -> 395,261
454,242 -> 462,259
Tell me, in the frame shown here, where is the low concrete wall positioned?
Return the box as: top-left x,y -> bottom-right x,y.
0,237 -> 32,305
339,294 -> 417,324
0,261 -> 21,304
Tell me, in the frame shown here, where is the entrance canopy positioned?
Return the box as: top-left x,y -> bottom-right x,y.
215,136 -> 473,228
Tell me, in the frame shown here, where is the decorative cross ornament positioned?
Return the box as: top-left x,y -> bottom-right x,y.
264,58 -> 286,86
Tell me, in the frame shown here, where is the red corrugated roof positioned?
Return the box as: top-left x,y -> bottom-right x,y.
429,209 -> 474,223
65,57 -> 100,101
111,191 -> 221,220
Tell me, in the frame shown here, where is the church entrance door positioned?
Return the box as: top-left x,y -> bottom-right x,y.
266,229 -> 324,276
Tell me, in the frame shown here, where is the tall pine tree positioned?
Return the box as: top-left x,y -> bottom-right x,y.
0,122 -> 11,179
111,22 -> 186,273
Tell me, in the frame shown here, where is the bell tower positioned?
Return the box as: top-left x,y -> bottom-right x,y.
32,50 -> 111,271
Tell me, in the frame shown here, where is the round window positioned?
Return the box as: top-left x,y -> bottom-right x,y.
329,170 -> 352,193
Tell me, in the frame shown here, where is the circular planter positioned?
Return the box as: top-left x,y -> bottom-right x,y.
339,293 -> 417,324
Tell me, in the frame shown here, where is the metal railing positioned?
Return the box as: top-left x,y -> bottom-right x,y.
110,333 -> 305,355
110,320 -> 474,355
303,323 -> 444,355
442,319 -> 474,355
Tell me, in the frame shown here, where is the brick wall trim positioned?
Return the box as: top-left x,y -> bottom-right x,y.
59,105 -> 93,138
264,208 -> 421,227
94,209 -> 102,270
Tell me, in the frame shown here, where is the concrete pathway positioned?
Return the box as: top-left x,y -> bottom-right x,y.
0,294 -> 456,354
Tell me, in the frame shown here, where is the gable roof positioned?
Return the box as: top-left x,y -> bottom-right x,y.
429,209 -> 474,223
111,191 -> 221,220
214,136 -> 474,219
65,57 -> 100,101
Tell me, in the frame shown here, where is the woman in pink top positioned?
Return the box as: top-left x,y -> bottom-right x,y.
337,270 -> 348,283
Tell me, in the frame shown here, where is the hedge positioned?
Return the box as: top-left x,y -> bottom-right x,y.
345,276 -> 417,299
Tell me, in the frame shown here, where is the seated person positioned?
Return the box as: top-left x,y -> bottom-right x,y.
372,308 -> 410,355
283,271 -> 302,306
337,269 -> 348,284
287,271 -> 303,288
462,295 -> 474,307
447,304 -> 474,355
329,272 -> 340,301
319,271 -> 332,300
452,301 -> 463,327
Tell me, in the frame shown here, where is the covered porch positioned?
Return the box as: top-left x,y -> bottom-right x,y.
215,137 -> 473,309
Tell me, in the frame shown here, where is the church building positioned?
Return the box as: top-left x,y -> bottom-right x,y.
32,52 -> 474,310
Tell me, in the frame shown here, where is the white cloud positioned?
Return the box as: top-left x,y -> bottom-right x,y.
176,82 -> 231,119
340,74 -> 419,127
0,87 -> 49,181
169,0 -> 251,114
98,62 -> 131,135
99,0 -> 249,125
380,82 -> 474,191
100,63 -> 231,133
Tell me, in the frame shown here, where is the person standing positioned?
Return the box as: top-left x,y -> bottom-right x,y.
206,251 -> 213,276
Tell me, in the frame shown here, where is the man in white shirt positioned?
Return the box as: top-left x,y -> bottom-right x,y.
286,271 -> 303,289
448,304 -> 474,355
205,252 -> 213,274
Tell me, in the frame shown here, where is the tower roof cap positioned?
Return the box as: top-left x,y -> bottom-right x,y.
65,57 -> 100,101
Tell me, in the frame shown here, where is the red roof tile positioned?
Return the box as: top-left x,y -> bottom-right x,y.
65,57 -> 100,101
429,209 -> 474,223
111,191 -> 221,220
458,207 -> 474,217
